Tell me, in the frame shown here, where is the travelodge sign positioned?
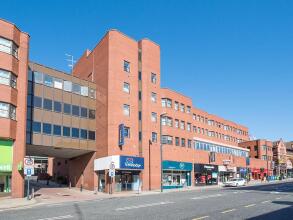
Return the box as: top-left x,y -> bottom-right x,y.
120,156 -> 144,170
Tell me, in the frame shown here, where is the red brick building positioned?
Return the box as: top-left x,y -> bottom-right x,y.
239,140 -> 274,180
0,18 -> 271,197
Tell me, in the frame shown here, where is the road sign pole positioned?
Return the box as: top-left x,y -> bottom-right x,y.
27,176 -> 30,200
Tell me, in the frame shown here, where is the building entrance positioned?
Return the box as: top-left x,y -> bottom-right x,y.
115,170 -> 140,192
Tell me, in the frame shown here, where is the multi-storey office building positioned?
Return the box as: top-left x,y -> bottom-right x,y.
239,140 -> 274,180
1,18 -> 270,197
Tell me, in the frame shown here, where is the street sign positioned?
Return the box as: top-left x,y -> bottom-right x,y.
24,157 -> 34,176
109,162 -> 115,177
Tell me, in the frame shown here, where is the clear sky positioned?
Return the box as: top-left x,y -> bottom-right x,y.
2,0 -> 293,141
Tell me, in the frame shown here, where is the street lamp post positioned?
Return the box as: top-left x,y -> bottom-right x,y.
160,113 -> 167,193
266,145 -> 269,182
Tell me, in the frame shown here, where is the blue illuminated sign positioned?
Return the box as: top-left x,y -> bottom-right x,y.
120,156 -> 144,170
118,124 -> 125,146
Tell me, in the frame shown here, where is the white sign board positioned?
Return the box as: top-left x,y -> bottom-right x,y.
24,157 -> 34,176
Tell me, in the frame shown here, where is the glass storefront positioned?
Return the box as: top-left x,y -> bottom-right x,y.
194,164 -> 218,186
0,140 -> 13,194
0,174 -> 11,193
162,160 -> 192,189
218,166 -> 236,183
115,170 -> 140,192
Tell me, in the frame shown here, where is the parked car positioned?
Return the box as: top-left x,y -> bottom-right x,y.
224,178 -> 246,187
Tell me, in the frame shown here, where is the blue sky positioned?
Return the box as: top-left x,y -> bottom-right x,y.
2,0 -> 293,141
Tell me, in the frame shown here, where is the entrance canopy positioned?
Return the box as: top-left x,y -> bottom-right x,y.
94,155 -> 144,171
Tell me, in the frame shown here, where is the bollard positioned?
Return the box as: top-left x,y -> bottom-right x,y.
32,187 -> 35,199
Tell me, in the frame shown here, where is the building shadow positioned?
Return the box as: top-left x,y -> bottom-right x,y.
247,201 -> 293,220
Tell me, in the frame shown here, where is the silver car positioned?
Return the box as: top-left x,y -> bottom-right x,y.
224,178 -> 246,187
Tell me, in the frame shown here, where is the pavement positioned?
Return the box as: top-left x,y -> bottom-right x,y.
1,179 -> 293,219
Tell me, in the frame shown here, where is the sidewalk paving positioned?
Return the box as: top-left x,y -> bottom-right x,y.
1,178 -> 292,211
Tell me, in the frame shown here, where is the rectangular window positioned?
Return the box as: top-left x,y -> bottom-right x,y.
43,99 -> 53,111
175,119 -> 179,128
71,128 -> 79,138
188,139 -> 192,148
53,78 -> 63,89
81,107 -> 88,118
138,91 -> 142,100
162,135 -> 173,145
89,89 -> 96,99
33,72 -> 43,84
43,123 -> 52,135
54,101 -> 62,112
124,60 -> 130,72
33,96 -> 42,108
63,81 -> 72,92
151,112 -> 157,122
0,37 -> 18,57
139,111 -> 142,120
124,127 -> 130,138
72,105 -> 80,116
32,121 -> 41,133
167,99 -> 172,108
80,129 -> 88,139
72,83 -> 81,95
187,123 -> 191,132
181,138 -> 186,147
88,130 -> 96,140
53,125 -> 61,136
180,121 -> 185,130
175,137 -> 180,146
63,126 -> 70,137
174,102 -> 179,111
123,82 -> 130,93
44,75 -> 53,87
81,86 -> 89,96
151,92 -> 157,103
89,109 -> 96,119
138,71 -> 142,80
151,73 -> 157,84
123,104 -> 130,116
186,106 -> 191,114
0,69 -> 16,88
152,132 -> 157,143
63,103 -> 71,114
139,132 -> 142,141
180,104 -> 185,112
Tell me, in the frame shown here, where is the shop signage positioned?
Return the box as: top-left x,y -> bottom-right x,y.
120,156 -> 144,170
163,160 -> 192,171
223,160 -> 231,165
109,162 -> 115,177
0,164 -> 12,172
204,165 -> 215,170
118,124 -> 125,146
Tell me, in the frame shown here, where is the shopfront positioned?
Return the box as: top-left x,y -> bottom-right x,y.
237,167 -> 247,179
218,165 -> 236,183
194,164 -> 218,186
94,155 -> 144,192
0,140 -> 13,194
251,168 -> 268,180
162,160 -> 192,189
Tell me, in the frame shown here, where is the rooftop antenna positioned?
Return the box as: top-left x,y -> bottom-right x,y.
65,53 -> 76,74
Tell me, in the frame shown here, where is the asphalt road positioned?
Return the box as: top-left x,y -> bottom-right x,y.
1,181 -> 293,220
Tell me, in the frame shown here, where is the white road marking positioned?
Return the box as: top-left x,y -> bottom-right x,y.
275,197 -> 282,200
191,194 -> 222,200
115,201 -> 174,211
244,204 -> 256,208
221,209 -> 236,214
261,200 -> 271,204
192,216 -> 210,220
270,192 -> 280,194
37,215 -> 73,220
